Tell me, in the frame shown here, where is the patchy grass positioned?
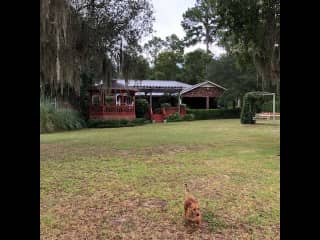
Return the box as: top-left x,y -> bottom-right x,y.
41,119 -> 280,240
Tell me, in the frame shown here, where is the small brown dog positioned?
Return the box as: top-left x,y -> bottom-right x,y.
184,183 -> 202,225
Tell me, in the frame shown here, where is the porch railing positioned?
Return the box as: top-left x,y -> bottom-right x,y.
89,104 -> 135,114
105,104 -> 135,113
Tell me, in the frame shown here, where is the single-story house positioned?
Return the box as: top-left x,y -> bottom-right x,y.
89,79 -> 227,121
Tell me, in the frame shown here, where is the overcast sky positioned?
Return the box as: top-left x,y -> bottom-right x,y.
141,0 -> 226,57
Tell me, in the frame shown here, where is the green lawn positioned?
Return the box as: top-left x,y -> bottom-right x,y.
40,119 -> 280,240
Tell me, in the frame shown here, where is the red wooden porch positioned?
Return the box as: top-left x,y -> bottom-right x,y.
89,104 -> 136,120
89,87 -> 137,120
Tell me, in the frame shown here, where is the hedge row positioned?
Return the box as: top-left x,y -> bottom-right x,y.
166,113 -> 195,122
187,108 -> 241,120
87,118 -> 150,128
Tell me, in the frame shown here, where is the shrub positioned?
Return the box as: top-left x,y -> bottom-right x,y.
135,98 -> 149,118
166,113 -> 182,122
87,119 -> 121,128
51,108 -> 86,130
87,118 -> 149,128
240,92 -> 266,124
187,108 -> 241,120
40,99 -> 86,133
131,118 -> 148,125
119,119 -> 129,125
182,114 -> 195,121
40,100 -> 55,133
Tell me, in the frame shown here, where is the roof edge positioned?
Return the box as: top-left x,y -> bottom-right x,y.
180,81 -> 227,95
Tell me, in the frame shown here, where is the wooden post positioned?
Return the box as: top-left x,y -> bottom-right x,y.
178,93 -> 181,114
206,96 -> 209,109
133,93 -> 135,113
102,90 -> 105,114
273,93 -> 276,120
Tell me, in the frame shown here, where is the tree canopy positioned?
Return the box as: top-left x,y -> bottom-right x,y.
214,0 -> 280,93
153,51 -> 182,80
181,0 -> 218,53
207,54 -> 257,108
143,36 -> 166,65
40,0 -> 154,97
182,49 -> 212,84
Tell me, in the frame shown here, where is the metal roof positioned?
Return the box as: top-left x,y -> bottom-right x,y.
180,80 -> 227,95
94,79 -> 227,94
113,79 -> 192,89
136,92 -> 165,96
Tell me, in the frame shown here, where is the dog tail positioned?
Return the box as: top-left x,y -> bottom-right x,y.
184,183 -> 189,193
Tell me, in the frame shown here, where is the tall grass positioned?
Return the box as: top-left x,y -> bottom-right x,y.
40,99 -> 86,133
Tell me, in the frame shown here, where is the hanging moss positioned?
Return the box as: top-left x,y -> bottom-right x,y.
40,0 -> 91,98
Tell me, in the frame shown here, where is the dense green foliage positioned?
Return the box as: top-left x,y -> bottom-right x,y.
41,0 -> 154,101
135,98 -> 149,118
187,108 -> 240,120
207,54 -> 257,108
144,36 -> 167,64
214,0 -> 280,93
133,56 -> 151,80
153,51 -> 183,80
165,34 -> 185,57
181,0 -> 218,53
179,0 -> 280,93
166,113 -> 182,122
240,92 -> 265,124
182,49 -> 212,84
87,118 -> 149,128
40,100 -> 86,133
165,113 -> 195,122
182,114 -> 195,121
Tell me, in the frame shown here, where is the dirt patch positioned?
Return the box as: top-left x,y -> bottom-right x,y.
141,199 -> 167,209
